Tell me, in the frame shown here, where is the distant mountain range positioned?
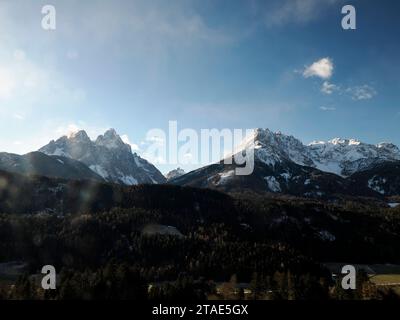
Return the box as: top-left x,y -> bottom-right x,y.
171,129 -> 400,198
0,127 -> 399,199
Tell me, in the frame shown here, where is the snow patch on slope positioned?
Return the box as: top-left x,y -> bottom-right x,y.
368,175 -> 386,195
120,175 -> 138,185
318,230 -> 336,242
89,165 -> 109,179
217,170 -> 235,185
264,176 -> 281,192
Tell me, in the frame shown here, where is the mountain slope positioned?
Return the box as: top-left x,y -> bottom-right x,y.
348,161 -> 400,196
39,129 -> 166,185
0,169 -> 120,214
171,158 -> 381,198
2,169 -> 399,267
0,152 -> 103,181
0,169 -> 232,215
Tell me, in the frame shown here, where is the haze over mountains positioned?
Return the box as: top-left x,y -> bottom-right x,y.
0,127 -> 399,199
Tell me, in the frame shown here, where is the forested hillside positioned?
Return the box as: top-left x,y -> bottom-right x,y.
0,171 -> 400,300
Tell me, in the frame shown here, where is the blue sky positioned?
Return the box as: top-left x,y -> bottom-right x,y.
0,0 -> 399,173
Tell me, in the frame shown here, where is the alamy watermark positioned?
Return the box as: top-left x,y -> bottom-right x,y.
41,265 -> 56,290
41,5 -> 56,30
40,4 -> 356,32
341,5 -> 356,30
143,121 -> 255,176
341,265 -> 356,290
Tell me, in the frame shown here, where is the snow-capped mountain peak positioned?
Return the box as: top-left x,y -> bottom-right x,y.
377,142 -> 400,152
310,138 -> 361,147
68,130 -> 91,142
330,138 -> 361,146
166,167 -> 186,181
239,128 -> 313,168
236,129 -> 400,177
95,128 -> 131,152
39,129 -> 166,185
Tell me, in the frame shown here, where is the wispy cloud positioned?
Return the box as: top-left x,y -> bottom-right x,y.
60,1 -> 238,49
321,81 -> 339,94
264,0 -> 340,27
319,106 -> 336,111
346,85 -> 377,101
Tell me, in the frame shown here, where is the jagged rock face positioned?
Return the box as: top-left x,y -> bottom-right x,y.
237,129 -> 314,168
238,129 -> 400,177
39,129 -> 166,185
308,139 -> 400,177
165,168 -> 185,181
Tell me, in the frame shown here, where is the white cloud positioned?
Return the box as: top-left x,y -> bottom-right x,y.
320,106 -> 336,111
54,123 -> 80,138
121,134 -> 140,151
66,124 -> 81,137
303,58 -> 333,79
347,85 -> 377,100
321,81 -> 338,94
121,134 -> 130,144
301,57 -> 376,102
